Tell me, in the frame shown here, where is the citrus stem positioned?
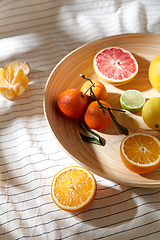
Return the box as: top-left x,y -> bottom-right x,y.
80,74 -> 93,83
80,74 -> 129,135
82,83 -> 95,96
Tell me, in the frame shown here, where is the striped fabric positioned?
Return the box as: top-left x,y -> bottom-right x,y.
0,0 -> 160,239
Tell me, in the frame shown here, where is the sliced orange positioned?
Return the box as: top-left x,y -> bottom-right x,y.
0,61 -> 30,100
120,132 -> 160,174
51,166 -> 97,211
93,47 -> 138,85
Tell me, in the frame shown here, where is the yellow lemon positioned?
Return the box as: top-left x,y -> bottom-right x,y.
148,54 -> 160,92
142,97 -> 160,130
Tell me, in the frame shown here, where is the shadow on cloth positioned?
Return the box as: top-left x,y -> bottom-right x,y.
73,183 -> 137,228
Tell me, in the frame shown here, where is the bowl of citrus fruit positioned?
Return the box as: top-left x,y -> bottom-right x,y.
44,33 -> 160,188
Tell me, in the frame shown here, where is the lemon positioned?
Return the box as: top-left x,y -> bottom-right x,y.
142,97 -> 160,130
148,54 -> 160,93
120,90 -> 145,112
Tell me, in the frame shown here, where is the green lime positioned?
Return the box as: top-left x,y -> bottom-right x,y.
120,90 -> 146,112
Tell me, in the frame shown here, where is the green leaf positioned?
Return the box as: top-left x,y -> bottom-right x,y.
107,108 -> 129,135
79,121 -> 104,146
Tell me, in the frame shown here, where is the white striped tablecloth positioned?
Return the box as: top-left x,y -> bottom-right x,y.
0,1 -> 160,239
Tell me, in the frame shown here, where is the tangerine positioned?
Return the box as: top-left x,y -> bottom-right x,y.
57,89 -> 88,119
84,100 -> 112,131
0,61 -> 30,100
80,79 -> 107,101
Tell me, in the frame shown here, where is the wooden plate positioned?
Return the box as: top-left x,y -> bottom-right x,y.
44,33 -> 160,188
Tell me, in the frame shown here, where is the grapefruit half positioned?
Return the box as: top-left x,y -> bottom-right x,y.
93,47 -> 138,86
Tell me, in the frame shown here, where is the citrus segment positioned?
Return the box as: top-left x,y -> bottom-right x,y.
0,68 -> 8,87
12,69 -> 24,85
51,166 -> 97,211
4,61 -> 31,76
6,66 -> 14,84
148,53 -> 160,92
93,47 -> 138,85
12,76 -> 29,96
120,90 -> 145,112
0,61 -> 30,100
120,132 -> 160,174
0,88 -> 16,100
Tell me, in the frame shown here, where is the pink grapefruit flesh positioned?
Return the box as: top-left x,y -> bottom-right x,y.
93,47 -> 138,86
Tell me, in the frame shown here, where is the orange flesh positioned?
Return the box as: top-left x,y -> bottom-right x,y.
123,135 -> 160,165
53,168 -> 94,207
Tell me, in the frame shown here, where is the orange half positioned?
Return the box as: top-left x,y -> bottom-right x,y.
51,166 -> 97,211
120,132 -> 160,174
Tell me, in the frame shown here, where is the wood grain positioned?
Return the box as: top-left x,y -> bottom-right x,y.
44,33 -> 160,188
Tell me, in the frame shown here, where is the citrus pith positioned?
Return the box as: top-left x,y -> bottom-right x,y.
120,132 -> 160,174
51,166 -> 97,211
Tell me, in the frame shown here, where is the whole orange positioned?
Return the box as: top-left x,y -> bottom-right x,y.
148,53 -> 160,92
57,89 -> 88,119
84,100 -> 112,131
80,80 -> 107,101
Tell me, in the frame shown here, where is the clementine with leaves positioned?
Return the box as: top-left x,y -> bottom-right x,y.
84,100 -> 112,131
80,79 -> 107,101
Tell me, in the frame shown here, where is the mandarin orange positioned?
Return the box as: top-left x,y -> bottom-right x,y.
84,100 -> 112,131
80,79 -> 107,101
57,89 -> 88,119
0,61 -> 30,100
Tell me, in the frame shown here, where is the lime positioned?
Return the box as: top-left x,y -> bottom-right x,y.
120,90 -> 145,112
